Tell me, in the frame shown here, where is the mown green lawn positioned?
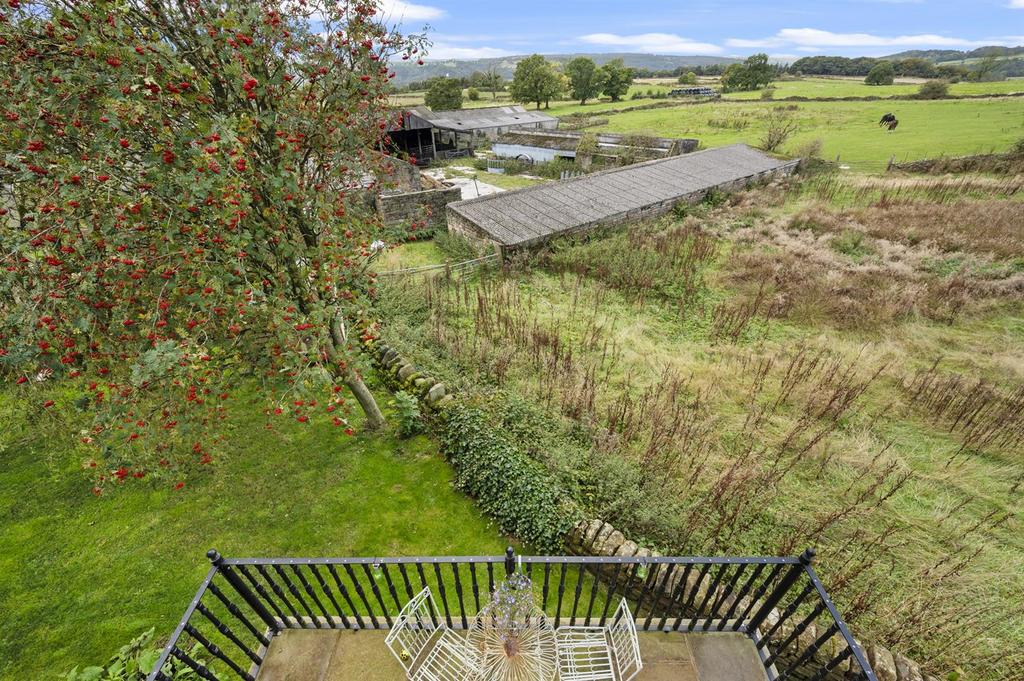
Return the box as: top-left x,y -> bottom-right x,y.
0,386 -> 506,680
595,97 -> 1024,170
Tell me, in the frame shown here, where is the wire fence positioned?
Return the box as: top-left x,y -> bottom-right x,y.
375,253 -> 499,278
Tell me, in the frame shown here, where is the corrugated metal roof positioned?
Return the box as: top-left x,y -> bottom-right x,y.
412,105 -> 557,131
448,144 -> 798,247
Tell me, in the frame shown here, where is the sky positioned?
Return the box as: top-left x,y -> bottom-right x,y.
378,0 -> 1024,61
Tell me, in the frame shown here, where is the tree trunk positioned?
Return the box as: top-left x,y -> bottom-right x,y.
345,368 -> 386,430
328,316 -> 386,430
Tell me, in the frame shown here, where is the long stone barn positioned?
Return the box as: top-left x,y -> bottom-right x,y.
446,144 -> 799,254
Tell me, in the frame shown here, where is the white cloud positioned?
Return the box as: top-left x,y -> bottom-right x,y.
726,28 -> 1019,51
578,32 -> 722,55
424,43 -> 514,59
379,0 -> 445,21
781,28 -> 983,47
1009,0 -> 1024,7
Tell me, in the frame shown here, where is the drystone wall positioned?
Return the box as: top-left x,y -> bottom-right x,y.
362,337 -> 454,412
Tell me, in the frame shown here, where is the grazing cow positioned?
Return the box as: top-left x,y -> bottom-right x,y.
879,112 -> 899,131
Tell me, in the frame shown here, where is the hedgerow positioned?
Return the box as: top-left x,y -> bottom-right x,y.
440,405 -> 581,551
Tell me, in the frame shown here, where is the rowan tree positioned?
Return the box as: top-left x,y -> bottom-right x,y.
0,0 -> 426,491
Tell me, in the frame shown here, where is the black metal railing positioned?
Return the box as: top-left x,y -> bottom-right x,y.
146,548 -> 876,681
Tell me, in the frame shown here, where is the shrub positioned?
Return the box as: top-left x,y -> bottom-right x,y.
467,87 -> 480,101
63,629 -> 201,681
435,231 -> 488,261
830,230 -> 877,261
391,391 -> 424,438
440,405 -> 580,551
760,87 -> 776,100
916,80 -> 949,99
794,138 -> 824,160
759,110 -> 799,152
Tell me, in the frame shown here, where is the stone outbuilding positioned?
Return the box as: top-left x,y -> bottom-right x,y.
446,143 -> 798,253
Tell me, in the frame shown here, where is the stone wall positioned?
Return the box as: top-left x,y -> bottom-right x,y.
376,185 -> 462,230
381,157 -> 422,192
445,206 -> 502,247
566,519 -> 937,681
888,150 -> 1024,175
362,337 -> 454,412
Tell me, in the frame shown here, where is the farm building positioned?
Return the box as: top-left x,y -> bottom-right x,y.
447,144 -> 798,252
387,105 -> 558,163
491,130 -> 699,165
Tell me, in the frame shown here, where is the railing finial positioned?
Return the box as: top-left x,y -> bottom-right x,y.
207,549 -> 222,565
800,547 -> 816,565
504,546 -> 515,576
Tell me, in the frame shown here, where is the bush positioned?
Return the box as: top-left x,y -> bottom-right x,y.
440,405 -> 580,550
760,87 -> 776,100
794,138 -> 824,160
63,629 -> 201,681
830,230 -> 877,261
391,390 -> 424,438
759,110 -> 799,152
467,87 -> 480,101
917,80 -> 949,99
435,231 -> 487,261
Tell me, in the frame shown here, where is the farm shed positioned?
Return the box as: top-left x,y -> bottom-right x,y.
388,105 -> 558,163
447,144 -> 798,252
492,130 -> 699,165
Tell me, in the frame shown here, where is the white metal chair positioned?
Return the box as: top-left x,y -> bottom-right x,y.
555,599 -> 643,681
385,587 -> 482,681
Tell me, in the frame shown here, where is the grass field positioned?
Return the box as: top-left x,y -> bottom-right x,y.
722,76 -> 1024,100
395,77 -> 1023,172
594,97 -> 1024,171
375,174 -> 1024,680
0,385 -> 506,680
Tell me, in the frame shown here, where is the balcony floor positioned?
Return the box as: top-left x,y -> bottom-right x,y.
255,628 -> 768,681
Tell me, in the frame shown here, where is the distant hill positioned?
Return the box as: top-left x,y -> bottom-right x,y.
389,53 -> 738,85
883,46 -> 1024,63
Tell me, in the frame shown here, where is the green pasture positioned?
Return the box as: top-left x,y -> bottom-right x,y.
595,97 -> 1024,170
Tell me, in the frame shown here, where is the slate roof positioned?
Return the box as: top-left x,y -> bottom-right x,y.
448,144 -> 797,247
411,105 -> 557,131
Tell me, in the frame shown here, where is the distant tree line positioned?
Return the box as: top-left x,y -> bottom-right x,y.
400,68 -> 507,94
790,55 -> 1010,82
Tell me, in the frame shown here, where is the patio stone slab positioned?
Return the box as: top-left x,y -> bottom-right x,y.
256,629 -> 764,681
689,633 -> 769,681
